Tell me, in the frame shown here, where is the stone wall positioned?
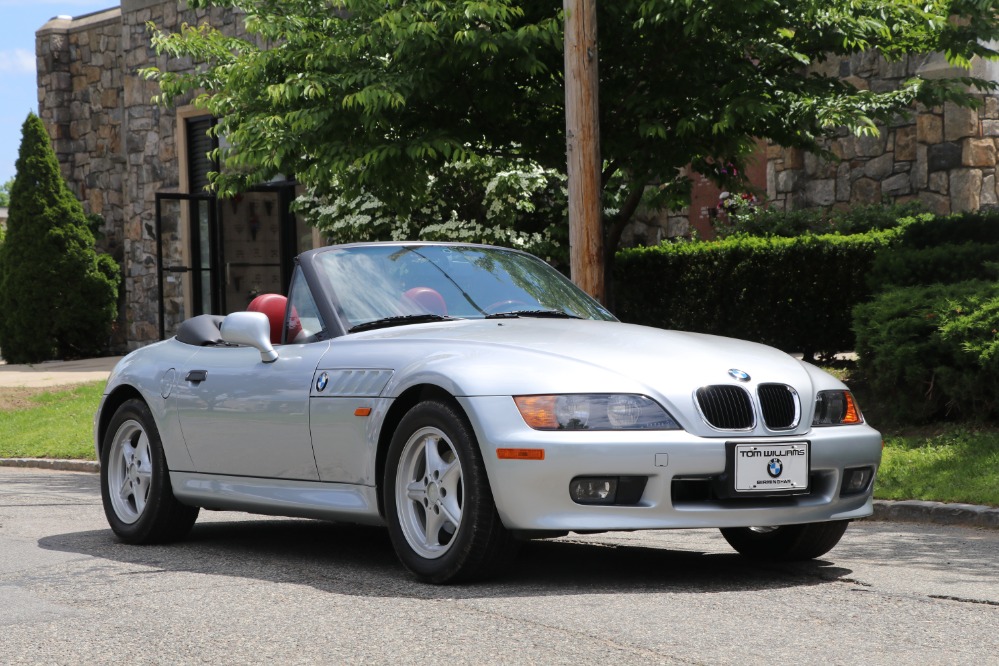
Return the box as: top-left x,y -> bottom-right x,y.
768,52 -> 999,216
36,10 -> 125,255
37,1 -> 248,349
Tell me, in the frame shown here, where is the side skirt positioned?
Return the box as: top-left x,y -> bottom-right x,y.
170,472 -> 385,526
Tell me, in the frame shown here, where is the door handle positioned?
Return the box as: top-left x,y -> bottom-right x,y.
185,370 -> 208,383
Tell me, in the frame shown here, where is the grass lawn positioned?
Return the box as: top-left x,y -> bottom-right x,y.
1,381 -> 996,508
877,428 -> 999,507
0,381 -> 104,459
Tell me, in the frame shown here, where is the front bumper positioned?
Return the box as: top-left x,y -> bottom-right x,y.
460,396 -> 882,532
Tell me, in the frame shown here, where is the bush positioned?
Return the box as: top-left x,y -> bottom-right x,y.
865,211 -> 999,289
853,280 -> 999,424
851,209 -> 999,423
295,156 -> 572,271
0,114 -> 120,363
713,202 -> 924,238
866,241 -> 999,288
889,209 -> 999,248
613,230 -> 898,358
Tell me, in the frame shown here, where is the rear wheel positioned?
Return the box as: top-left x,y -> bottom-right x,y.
720,520 -> 850,561
100,399 -> 199,544
384,399 -> 518,583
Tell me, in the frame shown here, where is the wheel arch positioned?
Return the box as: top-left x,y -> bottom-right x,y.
96,385 -> 146,459
374,384 -> 470,519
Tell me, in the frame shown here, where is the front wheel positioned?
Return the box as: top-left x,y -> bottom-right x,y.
720,520 -> 850,561
384,399 -> 518,583
100,398 -> 199,544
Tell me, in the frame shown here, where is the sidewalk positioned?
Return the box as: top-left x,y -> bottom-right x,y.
0,356 -> 121,388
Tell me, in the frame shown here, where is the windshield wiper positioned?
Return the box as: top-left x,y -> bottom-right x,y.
349,314 -> 457,333
484,310 -> 581,320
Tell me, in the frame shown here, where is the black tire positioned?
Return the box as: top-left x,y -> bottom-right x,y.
384,399 -> 519,584
720,520 -> 850,561
100,398 -> 199,544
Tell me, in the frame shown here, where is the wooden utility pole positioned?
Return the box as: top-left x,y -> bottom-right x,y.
563,0 -> 604,303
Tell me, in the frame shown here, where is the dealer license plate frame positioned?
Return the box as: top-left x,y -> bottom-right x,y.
724,441 -> 811,497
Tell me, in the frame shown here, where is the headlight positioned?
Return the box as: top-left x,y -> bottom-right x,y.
812,390 -> 864,426
514,394 -> 681,430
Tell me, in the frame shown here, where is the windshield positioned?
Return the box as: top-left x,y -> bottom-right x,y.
312,245 -> 616,330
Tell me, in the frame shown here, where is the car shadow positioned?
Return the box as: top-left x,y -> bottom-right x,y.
38,517 -> 855,599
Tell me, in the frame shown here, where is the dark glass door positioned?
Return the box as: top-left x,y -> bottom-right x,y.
155,184 -> 303,339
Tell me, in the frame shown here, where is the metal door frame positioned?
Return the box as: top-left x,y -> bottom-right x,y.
155,191 -> 218,340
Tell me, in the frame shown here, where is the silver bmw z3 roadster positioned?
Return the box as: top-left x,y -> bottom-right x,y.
95,242 -> 882,583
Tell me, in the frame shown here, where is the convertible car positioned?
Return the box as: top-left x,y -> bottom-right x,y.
95,242 -> 882,583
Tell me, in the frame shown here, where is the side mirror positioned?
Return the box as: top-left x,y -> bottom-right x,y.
220,311 -> 279,363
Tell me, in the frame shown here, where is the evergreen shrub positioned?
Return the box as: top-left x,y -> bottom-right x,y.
850,210 -> 999,423
0,114 -> 120,363
613,230 -> 898,358
853,280 -> 999,423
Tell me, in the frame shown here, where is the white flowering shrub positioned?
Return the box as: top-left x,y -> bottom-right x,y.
295,157 -> 572,269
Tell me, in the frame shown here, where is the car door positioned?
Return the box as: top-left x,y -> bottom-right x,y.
173,340 -> 330,480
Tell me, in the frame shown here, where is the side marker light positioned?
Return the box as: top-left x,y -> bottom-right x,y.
497,448 -> 545,460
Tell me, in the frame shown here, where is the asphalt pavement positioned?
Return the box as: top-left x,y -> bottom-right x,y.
2,466 -> 997,665
0,355 -> 996,530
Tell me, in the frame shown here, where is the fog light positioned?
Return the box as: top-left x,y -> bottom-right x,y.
570,477 -> 618,505
841,467 -> 874,495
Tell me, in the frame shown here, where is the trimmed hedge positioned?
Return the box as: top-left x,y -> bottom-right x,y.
714,202 -> 923,238
866,241 -> 999,288
613,230 -> 898,358
888,210 -> 999,248
864,211 -> 999,289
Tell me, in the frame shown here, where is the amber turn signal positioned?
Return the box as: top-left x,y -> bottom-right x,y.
497,448 -> 545,460
842,392 -> 862,424
513,396 -> 559,429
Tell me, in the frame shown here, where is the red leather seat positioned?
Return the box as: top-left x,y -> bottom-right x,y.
403,287 -> 447,315
247,293 -> 288,344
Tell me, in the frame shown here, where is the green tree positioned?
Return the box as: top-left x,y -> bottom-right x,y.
144,0 -> 999,264
0,114 -> 120,363
0,177 -> 13,207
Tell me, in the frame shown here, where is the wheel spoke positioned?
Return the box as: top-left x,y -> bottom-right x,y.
406,480 -> 427,503
120,445 -> 134,469
135,432 -> 152,468
439,495 -> 461,530
439,457 -> 461,495
133,482 -> 147,515
423,504 -> 447,548
423,434 -> 447,478
117,475 -> 133,503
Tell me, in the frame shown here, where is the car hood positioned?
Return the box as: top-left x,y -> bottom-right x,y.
335,318 -> 825,409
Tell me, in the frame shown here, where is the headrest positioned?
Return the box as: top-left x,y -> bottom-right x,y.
247,293 -> 288,344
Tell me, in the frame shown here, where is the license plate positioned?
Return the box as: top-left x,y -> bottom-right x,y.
732,441 -> 809,494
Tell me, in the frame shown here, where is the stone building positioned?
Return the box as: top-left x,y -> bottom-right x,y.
36,1 -> 315,350
767,52 -> 999,215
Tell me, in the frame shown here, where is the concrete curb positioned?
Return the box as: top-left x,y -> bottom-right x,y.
2,458 -> 997,530
866,499 -> 999,530
0,458 -> 100,473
